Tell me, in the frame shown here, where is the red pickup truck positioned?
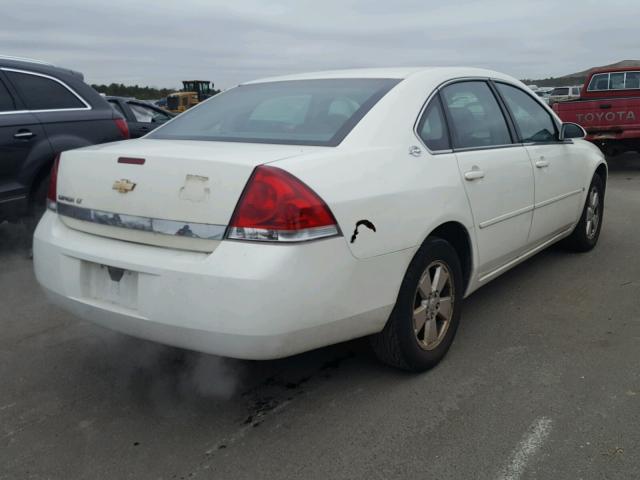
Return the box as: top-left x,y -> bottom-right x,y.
553,67 -> 640,156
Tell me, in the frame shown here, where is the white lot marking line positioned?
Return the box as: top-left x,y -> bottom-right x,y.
497,416 -> 553,480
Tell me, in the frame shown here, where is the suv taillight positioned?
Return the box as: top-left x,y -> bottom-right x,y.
114,117 -> 130,139
227,166 -> 339,242
47,154 -> 60,211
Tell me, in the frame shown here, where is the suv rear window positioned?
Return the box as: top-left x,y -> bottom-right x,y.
5,71 -> 86,111
0,79 -> 15,112
148,78 -> 400,146
551,87 -> 569,96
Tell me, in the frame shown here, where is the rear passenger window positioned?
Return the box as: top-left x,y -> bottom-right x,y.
441,81 -> 511,149
0,79 -> 15,112
129,103 -> 171,123
496,83 -> 557,143
417,96 -> 450,151
5,71 -> 85,110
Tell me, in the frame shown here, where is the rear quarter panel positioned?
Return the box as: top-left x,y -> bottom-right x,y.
272,70 -> 481,296
274,144 -> 474,261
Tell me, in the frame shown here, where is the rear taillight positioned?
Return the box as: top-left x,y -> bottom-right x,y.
114,117 -> 130,139
47,154 -> 60,211
227,165 -> 340,242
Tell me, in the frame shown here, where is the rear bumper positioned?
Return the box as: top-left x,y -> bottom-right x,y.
586,128 -> 640,142
33,212 -> 411,359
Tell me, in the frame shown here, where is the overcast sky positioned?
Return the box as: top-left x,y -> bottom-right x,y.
1,0 -> 638,89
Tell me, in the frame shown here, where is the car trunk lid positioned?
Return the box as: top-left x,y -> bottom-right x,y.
56,139 -> 318,251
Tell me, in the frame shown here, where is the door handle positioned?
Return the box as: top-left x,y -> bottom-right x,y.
464,168 -> 485,181
14,130 -> 35,139
535,159 -> 550,168
599,104 -> 612,109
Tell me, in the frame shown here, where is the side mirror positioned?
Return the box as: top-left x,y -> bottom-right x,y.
560,122 -> 586,140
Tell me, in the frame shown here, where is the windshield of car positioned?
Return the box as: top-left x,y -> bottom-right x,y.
148,78 -> 400,146
551,87 -> 569,96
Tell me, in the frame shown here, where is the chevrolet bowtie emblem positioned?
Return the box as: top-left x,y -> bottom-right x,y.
112,179 -> 136,193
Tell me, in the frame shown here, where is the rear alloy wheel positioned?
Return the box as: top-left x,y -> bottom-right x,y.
371,237 -> 463,372
413,261 -> 455,351
563,174 -> 604,252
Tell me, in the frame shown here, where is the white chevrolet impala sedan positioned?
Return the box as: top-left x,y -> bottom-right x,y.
34,67 -> 606,371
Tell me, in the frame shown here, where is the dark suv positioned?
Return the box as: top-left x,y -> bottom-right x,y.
0,56 -> 129,225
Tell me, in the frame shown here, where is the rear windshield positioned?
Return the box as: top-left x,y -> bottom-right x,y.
148,78 -> 400,146
551,88 -> 569,96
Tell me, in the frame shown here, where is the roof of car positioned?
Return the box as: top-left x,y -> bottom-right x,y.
589,66 -> 640,75
0,55 -> 84,80
242,67 -> 512,85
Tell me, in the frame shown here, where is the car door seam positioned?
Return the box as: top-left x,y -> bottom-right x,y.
478,204 -> 534,229
477,188 -> 583,230
534,188 -> 584,209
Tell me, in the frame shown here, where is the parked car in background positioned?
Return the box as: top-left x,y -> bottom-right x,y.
548,85 -> 581,106
106,96 -> 174,138
553,67 -> 640,156
0,56 -> 129,227
34,67 -> 607,372
534,87 -> 554,105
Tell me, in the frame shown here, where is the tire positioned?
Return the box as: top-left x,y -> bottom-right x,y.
563,174 -> 604,252
371,237 -> 463,372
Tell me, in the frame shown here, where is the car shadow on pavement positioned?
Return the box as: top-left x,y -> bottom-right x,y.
0,220 -> 33,258
66,243 -> 573,423
607,151 -> 640,172
0,218 -> 581,403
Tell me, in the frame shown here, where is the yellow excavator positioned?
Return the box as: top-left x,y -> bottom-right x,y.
166,80 -> 213,114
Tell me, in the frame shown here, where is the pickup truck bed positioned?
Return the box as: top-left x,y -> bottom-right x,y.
554,98 -> 640,143
553,67 -> 640,156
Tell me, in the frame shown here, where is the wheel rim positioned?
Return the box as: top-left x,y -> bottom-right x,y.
585,186 -> 600,240
413,261 -> 455,351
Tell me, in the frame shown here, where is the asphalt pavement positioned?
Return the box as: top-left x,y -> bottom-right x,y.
1,155 -> 639,480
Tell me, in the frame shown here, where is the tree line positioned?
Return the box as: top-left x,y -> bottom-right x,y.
91,83 -> 175,100
91,83 -> 221,100
521,76 -> 586,88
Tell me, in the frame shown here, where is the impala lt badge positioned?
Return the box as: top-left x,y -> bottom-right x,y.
112,179 -> 136,193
